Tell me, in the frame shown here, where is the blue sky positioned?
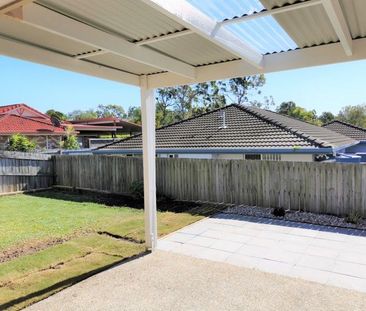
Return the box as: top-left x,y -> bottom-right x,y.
0,55 -> 365,115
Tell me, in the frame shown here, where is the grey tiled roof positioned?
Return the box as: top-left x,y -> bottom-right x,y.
323,120 -> 366,141
98,104 -> 356,151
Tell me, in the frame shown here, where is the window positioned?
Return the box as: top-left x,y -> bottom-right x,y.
244,154 -> 261,160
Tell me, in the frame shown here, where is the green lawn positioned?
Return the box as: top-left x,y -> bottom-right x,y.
0,191 -> 209,310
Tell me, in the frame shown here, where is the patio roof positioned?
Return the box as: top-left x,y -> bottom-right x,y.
0,0 -> 366,88
2,0 -> 366,250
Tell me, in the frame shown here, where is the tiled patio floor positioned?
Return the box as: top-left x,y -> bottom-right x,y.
158,213 -> 366,293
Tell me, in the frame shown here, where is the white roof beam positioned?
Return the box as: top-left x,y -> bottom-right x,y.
135,29 -> 194,46
219,0 -> 322,25
148,37 -> 366,88
18,3 -> 196,79
141,0 -> 263,69
0,34 -> 140,86
322,0 -> 352,56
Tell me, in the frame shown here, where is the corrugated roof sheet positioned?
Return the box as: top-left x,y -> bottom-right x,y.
0,15 -> 96,56
340,0 -> 366,39
260,0 -> 338,48
99,104 -> 356,151
148,33 -> 239,66
188,0 -> 297,54
323,120 -> 366,140
39,0 -> 185,42
86,53 -> 163,75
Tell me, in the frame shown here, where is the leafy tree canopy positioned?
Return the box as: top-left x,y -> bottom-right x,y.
338,104 -> 366,127
67,109 -> 98,120
96,104 -> 126,119
319,111 -> 335,124
45,109 -> 67,121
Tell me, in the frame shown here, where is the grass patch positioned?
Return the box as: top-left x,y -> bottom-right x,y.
0,190 -> 212,310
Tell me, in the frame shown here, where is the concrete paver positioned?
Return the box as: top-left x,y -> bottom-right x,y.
159,213 -> 366,293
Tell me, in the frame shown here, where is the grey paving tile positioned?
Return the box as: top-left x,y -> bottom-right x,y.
195,247 -> 231,262
276,240 -> 309,253
256,259 -> 293,276
296,255 -> 336,272
289,227 -> 319,238
201,229 -> 252,244
289,266 -> 331,284
225,253 -> 261,269
187,236 -> 216,247
246,237 -> 279,248
338,251 -> 366,265
333,261 -> 366,279
309,238 -> 346,250
209,239 -> 244,253
263,250 -> 302,265
164,232 -> 195,243
157,240 -> 182,252
327,274 -> 366,293
178,223 -> 208,235
236,244 -> 268,258
305,246 -> 340,259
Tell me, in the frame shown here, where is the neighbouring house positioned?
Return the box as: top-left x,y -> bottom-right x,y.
69,117 -> 141,148
323,120 -> 366,160
0,103 -> 142,150
0,103 -> 66,149
95,104 -> 357,162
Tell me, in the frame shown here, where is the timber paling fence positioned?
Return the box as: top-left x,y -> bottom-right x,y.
54,155 -> 366,218
0,151 -> 54,194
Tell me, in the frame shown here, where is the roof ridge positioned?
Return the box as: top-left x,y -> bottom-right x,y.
323,119 -> 366,132
234,104 -> 325,148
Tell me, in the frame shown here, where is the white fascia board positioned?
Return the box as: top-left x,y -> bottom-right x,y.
0,34 -> 140,86
19,3 -> 196,79
141,0 -> 263,69
148,38 -> 366,88
322,0 -> 352,56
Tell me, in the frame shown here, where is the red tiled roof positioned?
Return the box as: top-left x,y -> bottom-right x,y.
0,103 -> 50,119
0,114 -> 66,135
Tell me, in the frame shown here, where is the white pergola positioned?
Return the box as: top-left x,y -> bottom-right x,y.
1,0 -> 366,249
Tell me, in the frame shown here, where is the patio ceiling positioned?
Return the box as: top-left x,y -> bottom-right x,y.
0,0 -> 366,88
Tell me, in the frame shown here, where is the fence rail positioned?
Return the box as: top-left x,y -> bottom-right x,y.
0,152 -> 54,194
54,155 -> 366,217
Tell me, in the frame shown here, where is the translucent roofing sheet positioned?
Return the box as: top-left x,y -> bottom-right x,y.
188,0 -> 297,54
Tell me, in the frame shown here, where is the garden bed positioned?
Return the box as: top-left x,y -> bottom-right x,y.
224,205 -> 366,231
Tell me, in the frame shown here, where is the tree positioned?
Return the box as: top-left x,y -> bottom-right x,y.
46,109 -> 67,121
225,74 -> 265,105
127,106 -> 141,124
67,109 -> 98,120
319,111 -> 335,124
7,134 -> 36,152
277,101 -> 296,115
338,104 -> 366,127
276,101 -> 320,125
61,126 -> 79,150
96,104 -> 126,119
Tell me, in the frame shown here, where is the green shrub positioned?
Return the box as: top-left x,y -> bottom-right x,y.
346,211 -> 362,225
130,180 -> 144,199
61,125 -> 79,150
7,134 -> 36,152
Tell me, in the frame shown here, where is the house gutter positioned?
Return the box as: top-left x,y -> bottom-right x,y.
92,147 -> 334,155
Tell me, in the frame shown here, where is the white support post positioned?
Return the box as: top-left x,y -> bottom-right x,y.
140,75 -> 157,250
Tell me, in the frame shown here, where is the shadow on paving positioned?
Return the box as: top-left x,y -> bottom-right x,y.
0,252 -> 150,311
26,189 -> 226,217
215,213 -> 366,237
